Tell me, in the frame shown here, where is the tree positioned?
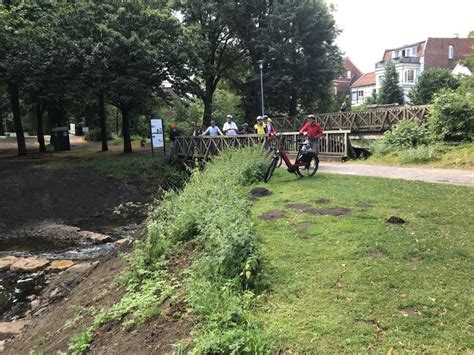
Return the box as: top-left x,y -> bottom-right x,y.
468,30 -> 474,38
179,0 -> 243,126
378,62 -> 404,105
409,68 -> 459,105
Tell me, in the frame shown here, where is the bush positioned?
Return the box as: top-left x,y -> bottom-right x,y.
84,128 -> 112,142
428,84 -> 474,142
377,120 -> 428,153
397,144 -> 451,164
409,68 -> 459,105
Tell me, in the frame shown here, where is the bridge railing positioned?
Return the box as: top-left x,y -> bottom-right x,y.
174,130 -> 350,160
272,105 -> 430,132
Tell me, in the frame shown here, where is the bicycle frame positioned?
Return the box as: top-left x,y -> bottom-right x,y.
275,138 -> 309,170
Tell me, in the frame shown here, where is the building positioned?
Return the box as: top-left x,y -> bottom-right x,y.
374,37 -> 474,103
350,72 -> 376,106
333,57 -> 362,98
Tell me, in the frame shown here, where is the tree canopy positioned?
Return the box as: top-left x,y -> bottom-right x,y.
378,62 -> 404,105
409,68 -> 459,105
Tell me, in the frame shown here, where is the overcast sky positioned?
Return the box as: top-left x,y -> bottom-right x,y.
330,0 -> 474,73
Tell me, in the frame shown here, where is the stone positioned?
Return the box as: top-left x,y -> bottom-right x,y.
45,259 -> 74,272
0,320 -> 31,335
115,238 -> 128,246
0,340 -> 5,352
0,256 -> 19,271
78,231 -> 112,244
30,299 -> 41,311
10,258 -> 49,273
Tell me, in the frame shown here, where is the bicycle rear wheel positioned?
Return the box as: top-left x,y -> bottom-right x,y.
264,157 -> 279,183
296,155 -> 319,177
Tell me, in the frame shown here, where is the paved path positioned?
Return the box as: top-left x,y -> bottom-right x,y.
318,162 -> 474,186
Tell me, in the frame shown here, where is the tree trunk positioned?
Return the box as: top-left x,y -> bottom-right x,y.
8,83 -> 27,156
98,94 -> 108,152
289,90 -> 298,117
0,102 -> 4,136
202,80 -> 214,127
120,105 -> 132,153
36,102 -> 46,153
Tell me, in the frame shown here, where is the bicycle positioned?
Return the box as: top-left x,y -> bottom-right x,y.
263,135 -> 319,183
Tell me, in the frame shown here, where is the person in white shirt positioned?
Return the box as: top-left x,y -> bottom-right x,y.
222,115 -> 239,135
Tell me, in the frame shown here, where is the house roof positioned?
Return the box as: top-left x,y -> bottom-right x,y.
333,57 -> 363,95
351,72 -> 376,88
424,37 -> 474,70
382,41 -> 426,60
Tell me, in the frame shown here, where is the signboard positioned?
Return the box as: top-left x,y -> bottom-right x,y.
150,118 -> 165,155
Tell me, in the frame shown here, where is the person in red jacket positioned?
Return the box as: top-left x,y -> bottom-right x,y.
299,114 -> 323,154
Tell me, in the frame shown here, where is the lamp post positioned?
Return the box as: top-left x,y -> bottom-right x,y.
257,60 -> 265,116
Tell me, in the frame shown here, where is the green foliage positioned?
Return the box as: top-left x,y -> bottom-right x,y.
68,330 -> 92,355
378,62 -> 404,105
84,128 -> 111,142
212,87 -> 245,125
377,120 -> 428,152
397,144 -> 451,164
409,68 -> 459,105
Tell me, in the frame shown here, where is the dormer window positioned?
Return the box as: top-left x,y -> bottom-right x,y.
346,70 -> 351,79
448,45 -> 454,59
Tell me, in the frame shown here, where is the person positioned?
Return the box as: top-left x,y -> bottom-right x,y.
240,123 -> 252,134
202,120 -> 223,136
222,115 -> 238,135
169,124 -> 180,156
254,116 -> 266,135
340,101 -> 347,112
192,124 -> 203,136
262,115 -> 277,147
299,114 -> 323,154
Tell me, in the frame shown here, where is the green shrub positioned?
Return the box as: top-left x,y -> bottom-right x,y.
84,128 -> 112,142
428,86 -> 474,142
376,120 -> 428,154
397,144 -> 451,164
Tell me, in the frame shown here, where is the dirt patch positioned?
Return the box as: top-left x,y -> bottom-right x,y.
400,308 -> 422,318
410,255 -> 422,264
368,251 -> 388,260
387,216 -> 406,224
315,198 -> 331,204
259,210 -> 286,220
285,203 -> 311,211
248,187 -> 272,201
293,222 -> 315,228
305,208 -> 352,216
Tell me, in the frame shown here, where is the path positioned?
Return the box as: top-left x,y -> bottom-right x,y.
317,162 -> 474,186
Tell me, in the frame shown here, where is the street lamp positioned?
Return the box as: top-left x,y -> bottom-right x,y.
257,59 -> 265,116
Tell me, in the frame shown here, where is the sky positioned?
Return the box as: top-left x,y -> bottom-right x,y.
330,0 -> 474,73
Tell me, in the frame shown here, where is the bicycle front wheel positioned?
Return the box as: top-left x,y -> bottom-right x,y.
296,155 -> 319,177
264,157 -> 279,183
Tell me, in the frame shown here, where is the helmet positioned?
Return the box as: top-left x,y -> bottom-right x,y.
307,114 -> 316,119
267,118 -> 272,123
226,114 -> 233,119
256,116 -> 263,120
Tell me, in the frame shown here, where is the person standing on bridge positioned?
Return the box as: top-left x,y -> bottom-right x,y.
223,115 -> 239,135
202,120 -> 223,136
299,114 -> 323,154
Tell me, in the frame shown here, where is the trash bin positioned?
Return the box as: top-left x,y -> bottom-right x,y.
51,127 -> 70,151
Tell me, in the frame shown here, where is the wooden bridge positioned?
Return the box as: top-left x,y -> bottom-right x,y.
174,130 -> 351,161
272,105 -> 430,133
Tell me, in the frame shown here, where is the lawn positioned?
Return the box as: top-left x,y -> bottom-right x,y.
251,170 -> 473,353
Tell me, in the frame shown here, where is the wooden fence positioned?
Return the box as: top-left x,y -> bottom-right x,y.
272,105 -> 430,133
174,130 -> 351,160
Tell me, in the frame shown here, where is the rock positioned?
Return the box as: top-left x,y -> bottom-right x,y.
26,295 -> 36,301
0,256 -> 19,271
115,238 -> 128,246
30,299 -> 40,311
10,258 -> 49,273
49,287 -> 62,299
0,320 -> 31,335
0,340 -> 5,352
45,259 -> 74,272
78,231 -> 112,244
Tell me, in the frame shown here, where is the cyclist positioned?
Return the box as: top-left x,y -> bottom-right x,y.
299,114 -> 323,154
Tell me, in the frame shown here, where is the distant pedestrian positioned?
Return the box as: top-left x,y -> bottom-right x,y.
240,123 -> 252,134
299,114 -> 323,154
169,124 -> 180,155
202,120 -> 223,136
254,116 -> 266,135
340,102 -> 347,112
192,124 -> 203,136
222,115 -> 239,135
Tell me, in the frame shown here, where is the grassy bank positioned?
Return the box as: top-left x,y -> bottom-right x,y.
252,170 -> 473,353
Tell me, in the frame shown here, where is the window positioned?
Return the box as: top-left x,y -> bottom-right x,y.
352,92 -> 357,102
334,86 -> 338,95
358,90 -> 364,97
372,88 -> 377,94
405,69 -> 415,83
379,75 -> 384,86
448,45 -> 454,59
346,70 -> 351,79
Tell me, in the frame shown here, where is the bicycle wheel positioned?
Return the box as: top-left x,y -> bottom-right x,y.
264,157 -> 279,183
296,155 -> 319,177
276,156 -> 283,168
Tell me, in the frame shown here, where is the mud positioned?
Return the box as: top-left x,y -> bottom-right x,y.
248,187 -> 272,201
259,210 -> 286,220
387,216 -> 406,224
285,203 -> 311,211
305,208 -> 352,216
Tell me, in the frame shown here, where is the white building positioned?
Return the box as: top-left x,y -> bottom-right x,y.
351,72 -> 376,106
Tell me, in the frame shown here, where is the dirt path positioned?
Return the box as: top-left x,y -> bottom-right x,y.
318,162 -> 474,186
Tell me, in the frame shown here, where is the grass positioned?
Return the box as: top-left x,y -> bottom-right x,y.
251,170 -> 473,353
352,141 -> 474,169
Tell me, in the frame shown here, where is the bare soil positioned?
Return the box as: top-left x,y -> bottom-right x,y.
248,187 -> 272,201
305,208 -> 352,216
285,203 -> 311,211
259,210 -> 286,220
387,216 -> 406,224
367,251 -> 388,260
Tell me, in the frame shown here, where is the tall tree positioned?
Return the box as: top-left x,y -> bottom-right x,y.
378,62 -> 404,105
180,0 -> 243,126
409,68 -> 459,105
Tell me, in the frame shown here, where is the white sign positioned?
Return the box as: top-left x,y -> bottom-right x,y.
150,118 -> 164,148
